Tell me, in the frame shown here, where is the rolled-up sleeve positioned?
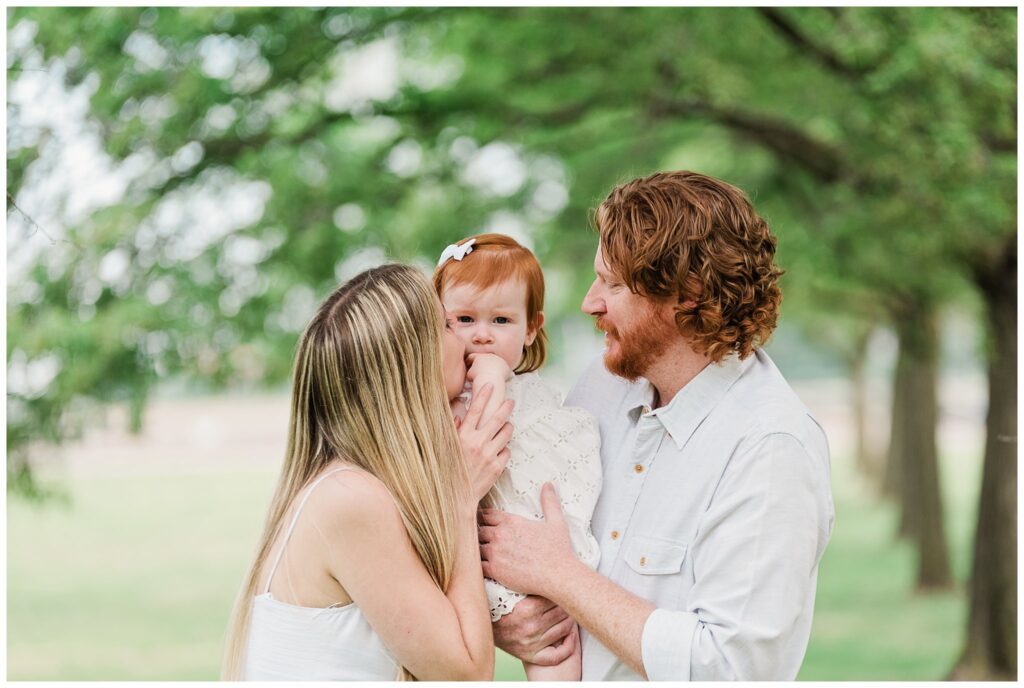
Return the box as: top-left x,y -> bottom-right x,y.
639,432 -> 834,681
642,608 -> 699,680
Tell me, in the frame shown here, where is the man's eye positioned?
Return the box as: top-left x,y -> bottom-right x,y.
494,317 -> 510,324
457,315 -> 473,323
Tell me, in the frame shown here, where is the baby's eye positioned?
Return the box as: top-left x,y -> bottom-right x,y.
494,316 -> 511,324
444,319 -> 454,331
456,315 -> 474,324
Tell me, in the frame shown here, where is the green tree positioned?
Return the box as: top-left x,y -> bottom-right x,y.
7,8 -> 1015,676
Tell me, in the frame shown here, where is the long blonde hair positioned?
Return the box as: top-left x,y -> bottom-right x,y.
221,264 -> 468,681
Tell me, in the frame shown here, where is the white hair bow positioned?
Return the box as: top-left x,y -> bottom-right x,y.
437,238 -> 476,266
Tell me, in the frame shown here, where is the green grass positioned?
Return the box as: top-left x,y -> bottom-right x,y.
8,449 -> 980,680
798,449 -> 979,680
7,471 -> 273,680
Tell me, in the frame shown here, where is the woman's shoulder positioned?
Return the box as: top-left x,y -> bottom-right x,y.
305,465 -> 403,530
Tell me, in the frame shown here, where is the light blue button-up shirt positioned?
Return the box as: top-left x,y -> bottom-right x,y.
565,349 -> 834,681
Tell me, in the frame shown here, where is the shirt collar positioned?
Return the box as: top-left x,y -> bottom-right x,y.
624,377 -> 657,421
628,352 -> 749,450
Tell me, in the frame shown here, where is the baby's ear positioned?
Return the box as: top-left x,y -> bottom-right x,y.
524,311 -> 545,346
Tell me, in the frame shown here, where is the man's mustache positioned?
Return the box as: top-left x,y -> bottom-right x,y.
595,317 -> 617,337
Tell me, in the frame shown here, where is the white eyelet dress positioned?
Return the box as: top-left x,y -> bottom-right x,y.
484,372 -> 603,621
242,467 -> 400,680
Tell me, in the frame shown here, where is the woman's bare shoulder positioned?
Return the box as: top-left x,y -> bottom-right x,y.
306,465 -> 404,531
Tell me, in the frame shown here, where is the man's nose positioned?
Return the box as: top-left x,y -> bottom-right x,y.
581,280 -> 604,315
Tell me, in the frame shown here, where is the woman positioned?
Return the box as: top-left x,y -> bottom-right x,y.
221,264 -> 514,680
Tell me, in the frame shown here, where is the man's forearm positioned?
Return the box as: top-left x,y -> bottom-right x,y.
546,559 -> 656,679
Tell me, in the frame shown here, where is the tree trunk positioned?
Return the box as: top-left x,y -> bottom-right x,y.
951,237 -> 1017,680
891,300 -> 952,589
7,452 -> 41,499
129,386 -> 147,435
850,327 -> 880,482
882,336 -> 907,501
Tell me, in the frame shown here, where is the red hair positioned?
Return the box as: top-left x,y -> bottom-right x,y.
596,171 -> 783,362
432,233 -> 547,373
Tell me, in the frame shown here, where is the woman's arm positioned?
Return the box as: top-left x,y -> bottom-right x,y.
319,472 -> 495,680
319,387 -> 514,680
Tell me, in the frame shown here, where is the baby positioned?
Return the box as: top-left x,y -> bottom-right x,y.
433,233 -> 601,681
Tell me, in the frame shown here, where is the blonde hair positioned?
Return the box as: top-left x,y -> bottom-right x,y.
222,264 -> 468,681
432,233 -> 548,373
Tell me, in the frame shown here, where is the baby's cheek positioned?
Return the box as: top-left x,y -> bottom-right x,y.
512,328 -> 533,360
508,352 -> 525,369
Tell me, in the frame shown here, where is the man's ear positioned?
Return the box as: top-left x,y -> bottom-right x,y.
525,311 -> 545,346
681,273 -> 702,311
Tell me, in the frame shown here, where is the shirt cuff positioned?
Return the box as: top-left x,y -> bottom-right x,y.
641,608 -> 700,681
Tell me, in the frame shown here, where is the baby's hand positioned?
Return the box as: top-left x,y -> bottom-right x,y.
466,353 -> 513,384
466,353 -> 512,424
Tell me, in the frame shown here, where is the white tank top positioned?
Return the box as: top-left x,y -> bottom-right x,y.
242,467 -> 400,680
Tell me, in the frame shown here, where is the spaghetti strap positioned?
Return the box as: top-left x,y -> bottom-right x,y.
264,467 -> 355,594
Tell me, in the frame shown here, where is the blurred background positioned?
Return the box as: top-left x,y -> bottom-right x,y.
6,6 -> 1016,681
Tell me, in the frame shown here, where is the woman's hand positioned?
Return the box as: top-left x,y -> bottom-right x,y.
458,383 -> 514,503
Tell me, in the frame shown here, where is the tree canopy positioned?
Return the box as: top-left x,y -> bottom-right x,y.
7,7 -> 1015,487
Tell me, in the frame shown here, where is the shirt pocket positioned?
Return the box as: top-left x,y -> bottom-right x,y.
623,534 -> 687,575
620,534 -> 689,609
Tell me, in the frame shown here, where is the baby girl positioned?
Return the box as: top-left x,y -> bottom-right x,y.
433,233 -> 601,681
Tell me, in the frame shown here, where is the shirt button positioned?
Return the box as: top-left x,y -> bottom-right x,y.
642,405 -> 651,415
610,530 -> 620,540
633,464 -> 644,473
639,556 -> 647,567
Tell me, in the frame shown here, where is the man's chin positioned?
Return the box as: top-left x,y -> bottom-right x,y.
603,350 -> 644,382
601,338 -> 622,373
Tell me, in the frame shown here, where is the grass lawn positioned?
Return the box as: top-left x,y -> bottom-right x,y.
796,448 -> 978,680
8,448 -> 979,680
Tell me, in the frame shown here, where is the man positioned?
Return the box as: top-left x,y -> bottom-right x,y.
479,171 -> 835,680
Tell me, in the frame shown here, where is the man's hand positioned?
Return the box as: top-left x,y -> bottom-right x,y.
480,482 -> 577,597
492,596 -> 576,666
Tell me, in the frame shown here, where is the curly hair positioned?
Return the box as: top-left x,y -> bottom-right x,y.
595,171 -> 783,362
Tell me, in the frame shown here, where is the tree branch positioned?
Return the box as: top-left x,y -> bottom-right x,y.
6,192 -> 70,245
983,133 -> 1017,153
757,8 -> 871,80
649,96 -> 845,183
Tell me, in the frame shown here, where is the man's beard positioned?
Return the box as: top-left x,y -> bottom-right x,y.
596,308 -> 676,382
